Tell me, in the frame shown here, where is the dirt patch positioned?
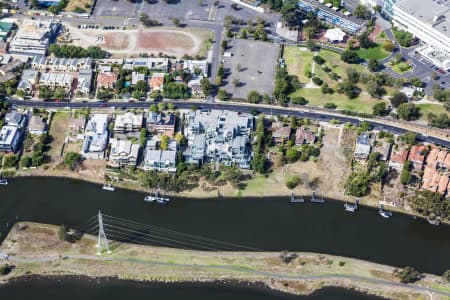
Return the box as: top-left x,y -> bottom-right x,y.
66,25 -> 206,58
47,112 -> 69,166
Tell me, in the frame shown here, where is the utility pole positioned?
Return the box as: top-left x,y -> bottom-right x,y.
96,210 -> 111,255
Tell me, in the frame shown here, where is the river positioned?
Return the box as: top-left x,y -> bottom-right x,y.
1,277 -> 383,300
0,177 -> 449,278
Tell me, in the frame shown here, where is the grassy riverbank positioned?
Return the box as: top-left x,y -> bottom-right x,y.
0,223 -> 449,300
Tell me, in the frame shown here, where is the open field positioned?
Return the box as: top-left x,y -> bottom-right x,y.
1,222 -> 448,300
47,112 -> 69,165
289,89 -> 385,114
354,44 -> 390,61
284,47 -> 313,84
416,103 -> 450,121
66,25 -> 212,58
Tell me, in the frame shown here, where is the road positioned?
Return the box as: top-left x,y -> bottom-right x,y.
8,254 -> 450,298
6,98 -> 450,148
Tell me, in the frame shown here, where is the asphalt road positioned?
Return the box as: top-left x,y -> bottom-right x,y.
6,98 -> 450,148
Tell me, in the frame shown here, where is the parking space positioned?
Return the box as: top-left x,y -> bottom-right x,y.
222,39 -> 279,99
93,0 -> 137,18
139,0 -> 214,21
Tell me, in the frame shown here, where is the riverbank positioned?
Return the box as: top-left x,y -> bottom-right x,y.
0,222 -> 449,300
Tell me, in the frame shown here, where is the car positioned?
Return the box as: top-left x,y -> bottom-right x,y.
441,81 -> 446,84
100,104 -> 107,107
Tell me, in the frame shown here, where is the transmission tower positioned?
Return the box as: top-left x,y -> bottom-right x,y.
96,210 -> 111,255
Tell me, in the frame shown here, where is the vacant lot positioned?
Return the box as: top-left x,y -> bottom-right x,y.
222,39 -> 279,99
65,0 -> 93,13
416,103 -> 450,122
47,112 -> 69,165
67,26 -> 212,58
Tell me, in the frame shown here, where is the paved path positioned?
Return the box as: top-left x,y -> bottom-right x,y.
8,254 -> 450,298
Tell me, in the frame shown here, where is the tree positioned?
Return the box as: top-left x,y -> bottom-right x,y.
324,102 -> 337,109
393,28 -> 414,47
354,4 -> 369,19
247,90 -> 261,103
64,152 -> 81,170
20,156 -> 32,168
397,103 -> 421,121
150,104 -> 158,112
172,18 -> 180,27
383,40 -> 395,52
372,102 -> 387,116
3,154 -> 17,168
140,128 -> 147,148
410,77 -> 422,88
344,171 -> 371,197
217,89 -> 228,101
305,39 -> 316,51
390,92 -> 408,108
393,266 -> 421,283
358,31 -> 372,48
368,59 -> 381,72
31,151 -> 44,167
400,160 -> 412,185
341,50 -> 360,64
286,148 -> 299,163
443,270 -> 450,282
158,101 -> 166,111
200,77 -> 212,96
160,135 -> 169,150
346,68 -> 360,84
232,78 -> 240,87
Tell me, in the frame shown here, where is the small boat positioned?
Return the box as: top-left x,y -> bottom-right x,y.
102,183 -> 115,192
290,192 -> 304,203
310,191 -> 325,203
344,198 -> 359,212
144,191 -> 170,204
0,179 -> 8,186
379,205 -> 392,218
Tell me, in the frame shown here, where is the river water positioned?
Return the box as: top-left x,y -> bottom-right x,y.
0,277 -> 383,300
0,177 -> 449,278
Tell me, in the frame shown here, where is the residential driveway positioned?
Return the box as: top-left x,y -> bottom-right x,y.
222,39 -> 279,99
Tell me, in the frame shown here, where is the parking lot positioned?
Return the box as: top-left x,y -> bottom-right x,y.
222,39 -> 279,99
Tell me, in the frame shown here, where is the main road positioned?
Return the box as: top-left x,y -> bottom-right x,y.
6,98 -> 450,148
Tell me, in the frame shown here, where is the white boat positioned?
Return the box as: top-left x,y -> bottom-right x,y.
344,198 -> 359,212
379,205 -> 392,218
144,191 -> 170,204
427,218 -> 440,226
0,179 -> 8,186
102,183 -> 115,191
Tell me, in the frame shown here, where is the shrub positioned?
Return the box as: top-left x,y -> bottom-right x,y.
324,102 -> 337,109
312,77 -> 323,86
286,176 -> 302,189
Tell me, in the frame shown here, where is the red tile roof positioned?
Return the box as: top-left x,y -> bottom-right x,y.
390,150 -> 408,165
438,175 -> 449,195
408,145 -> 427,164
97,72 -> 117,88
426,147 -> 439,166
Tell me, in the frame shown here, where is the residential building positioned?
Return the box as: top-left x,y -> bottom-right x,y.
0,60 -> 23,76
354,132 -> 371,160
81,114 -> 109,159
389,149 -> 408,169
114,112 -> 144,133
39,73 -> 73,90
0,125 -> 21,152
17,69 -> 38,95
408,145 -> 427,171
149,73 -> 165,91
373,141 -> 392,161
31,56 -> 92,72
183,110 -> 253,168
97,72 -> 117,89
183,60 -> 208,77
68,117 -> 86,141
5,112 -> 26,128
76,69 -> 93,95
123,57 -> 169,72
109,138 -> 140,166
295,127 -> 316,145
393,0 -> 450,69
271,122 -> 291,144
142,139 -> 177,172
9,20 -> 60,56
298,0 -> 365,34
28,115 -> 47,135
422,166 -> 440,192
146,112 -> 175,137
438,175 -> 449,195
131,71 -> 145,85
445,153 -> 450,170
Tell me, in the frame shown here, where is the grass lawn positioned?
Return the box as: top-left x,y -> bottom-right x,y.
317,50 -> 367,79
187,28 -> 214,58
416,103 -> 450,121
391,62 -> 412,74
353,44 -> 390,60
290,88 -> 385,114
284,46 -> 313,84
